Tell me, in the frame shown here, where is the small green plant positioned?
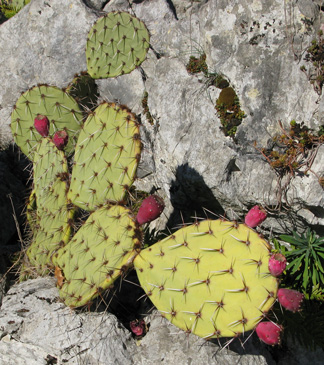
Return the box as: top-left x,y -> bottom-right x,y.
300,30 -> 324,95
215,87 -> 246,138
279,229 -> 324,297
255,120 -> 324,210
0,0 -> 30,19
141,91 -> 154,125
186,53 -> 208,76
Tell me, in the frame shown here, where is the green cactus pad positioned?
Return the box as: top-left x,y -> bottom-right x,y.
11,85 -> 83,158
68,102 -> 141,211
86,11 -> 150,79
65,72 -> 99,112
23,138 -> 73,275
26,178 -> 74,275
134,219 -> 278,339
32,138 -> 69,203
53,205 -> 141,308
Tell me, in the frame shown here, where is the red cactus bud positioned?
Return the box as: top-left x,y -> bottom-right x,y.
34,115 -> 49,137
245,205 -> 267,228
268,253 -> 287,277
130,319 -> 146,336
277,288 -> 304,312
255,321 -> 282,345
53,130 -> 68,150
136,195 -> 165,225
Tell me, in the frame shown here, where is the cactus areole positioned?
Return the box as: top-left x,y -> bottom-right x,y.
134,219 -> 279,339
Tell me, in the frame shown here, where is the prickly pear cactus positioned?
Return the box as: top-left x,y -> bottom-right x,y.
11,85 -> 83,158
86,12 -> 150,79
65,72 -> 99,112
53,205 -> 142,307
24,138 -> 74,275
68,102 -> 142,211
134,219 -> 279,339
26,178 -> 74,275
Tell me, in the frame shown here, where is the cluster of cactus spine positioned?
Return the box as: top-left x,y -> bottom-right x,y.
10,11 -> 302,346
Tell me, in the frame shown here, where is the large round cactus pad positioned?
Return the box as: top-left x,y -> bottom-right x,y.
11,85 -> 83,158
53,205 -> 141,307
68,102 -> 141,211
134,219 -> 278,339
86,12 -> 150,79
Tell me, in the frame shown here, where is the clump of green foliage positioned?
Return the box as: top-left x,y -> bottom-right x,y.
215,87 -> 246,138
277,229 -> 324,298
185,52 -> 229,88
272,230 -> 324,350
186,53 -> 209,76
141,91 -> 154,125
300,30 -> 324,95
0,0 -> 30,19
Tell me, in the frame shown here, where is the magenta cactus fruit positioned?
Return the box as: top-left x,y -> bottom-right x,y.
34,115 -> 49,137
136,195 -> 165,225
245,205 -> 267,228
268,253 -> 287,276
130,319 -> 146,336
255,321 -> 282,345
53,130 -> 68,150
277,288 -> 304,312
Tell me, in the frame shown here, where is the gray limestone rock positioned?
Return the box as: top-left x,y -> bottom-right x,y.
0,278 -> 136,364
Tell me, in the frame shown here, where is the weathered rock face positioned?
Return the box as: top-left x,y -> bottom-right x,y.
0,0 -> 323,234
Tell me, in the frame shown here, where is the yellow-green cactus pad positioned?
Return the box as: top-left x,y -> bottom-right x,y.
26,178 -> 74,275
53,205 -> 141,308
33,138 -> 68,203
24,138 -> 73,275
68,102 -> 141,211
134,219 -> 278,339
86,12 -> 150,79
11,84 -> 83,158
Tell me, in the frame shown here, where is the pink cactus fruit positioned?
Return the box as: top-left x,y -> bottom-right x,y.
277,288 -> 304,312
268,253 -> 287,277
53,130 -> 68,150
136,195 -> 165,225
130,319 -> 146,336
255,321 -> 282,345
34,114 -> 49,137
245,205 -> 267,228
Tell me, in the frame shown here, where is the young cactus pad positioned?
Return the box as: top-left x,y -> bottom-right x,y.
26,178 -> 74,275
53,205 -> 141,307
134,219 -> 278,339
86,12 -> 150,79
11,85 -> 83,158
32,138 -> 68,203
68,102 -> 141,211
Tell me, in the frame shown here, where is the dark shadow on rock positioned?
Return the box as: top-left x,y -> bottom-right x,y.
167,163 -> 224,229
0,144 -> 31,290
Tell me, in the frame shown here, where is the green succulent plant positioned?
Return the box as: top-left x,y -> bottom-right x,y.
279,229 -> 324,296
